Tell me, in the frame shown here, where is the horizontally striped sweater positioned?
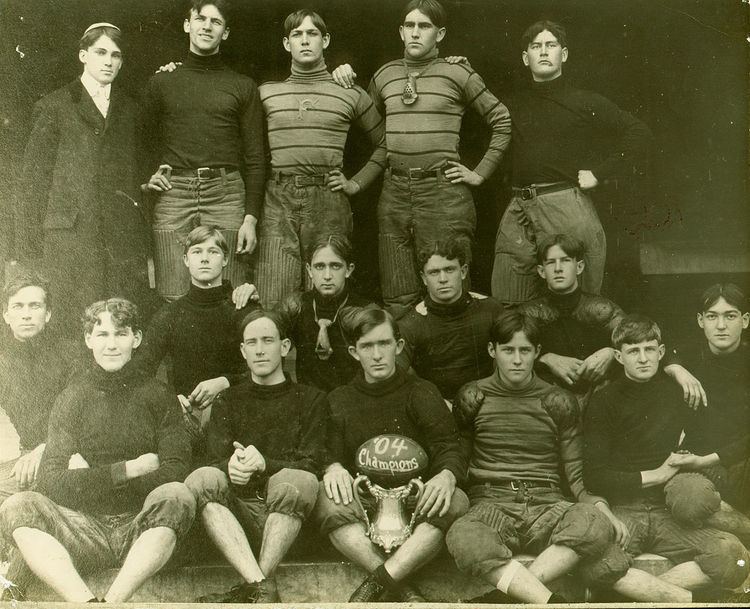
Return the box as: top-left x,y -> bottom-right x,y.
368,51 -> 511,177
260,64 -> 386,189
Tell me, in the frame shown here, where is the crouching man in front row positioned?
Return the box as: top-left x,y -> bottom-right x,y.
0,298 -> 194,603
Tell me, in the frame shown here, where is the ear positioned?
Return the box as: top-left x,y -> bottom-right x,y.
222,27 -> 230,41
420,270 -> 428,287
399,25 -> 406,42
183,254 -> 190,269
487,341 -> 496,359
345,263 -> 355,278
183,19 -> 191,34
522,50 -> 530,67
561,47 -> 569,63
84,332 -> 94,349
657,343 -> 665,361
283,37 -> 291,52
322,33 -> 331,50
395,337 -> 405,355
79,49 -> 87,65
306,262 -> 313,279
435,27 -> 446,43
613,349 -> 623,365
697,313 -> 705,329
44,309 -> 52,324
537,264 -> 546,280
460,264 -> 469,280
280,337 -> 292,357
348,345 -> 361,361
575,259 -> 585,276
533,344 -> 541,361
132,330 -> 143,350
222,255 -> 228,268
741,312 -> 750,329
2,310 -> 10,326
240,341 -> 248,361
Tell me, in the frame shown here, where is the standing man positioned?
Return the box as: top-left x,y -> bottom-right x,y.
333,0 -> 511,309
492,20 -> 651,305
144,0 -> 264,300
255,9 -> 386,308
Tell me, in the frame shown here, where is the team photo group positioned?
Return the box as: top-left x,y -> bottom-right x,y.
1,0 -> 748,605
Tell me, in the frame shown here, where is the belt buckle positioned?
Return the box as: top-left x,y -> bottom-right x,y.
408,167 -> 423,179
520,187 -> 534,200
510,480 -> 520,491
293,175 -> 306,187
196,167 -> 212,179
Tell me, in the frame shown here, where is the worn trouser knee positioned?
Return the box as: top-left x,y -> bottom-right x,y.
549,503 -> 614,559
665,472 -> 721,528
266,468 -> 318,520
578,542 -> 632,588
139,482 -> 196,539
185,466 -> 232,510
0,491 -> 57,542
695,531 -> 750,588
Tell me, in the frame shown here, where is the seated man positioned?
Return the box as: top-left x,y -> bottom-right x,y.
315,306 -> 469,602
519,233 -> 624,408
397,237 -> 504,402
0,271 -> 82,503
134,225 -> 259,456
282,234 -> 370,393
0,298 -> 194,603
185,309 -> 327,604
446,310 -> 622,604
583,314 -> 750,602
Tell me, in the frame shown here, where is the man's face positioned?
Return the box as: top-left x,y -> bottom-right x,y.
488,330 -> 539,389
698,297 -> 749,355
614,339 -> 664,382
399,9 -> 445,60
85,311 -> 141,372
421,255 -> 466,304
283,15 -> 330,67
79,34 -> 123,86
3,286 -> 51,341
306,245 -> 353,298
522,29 -> 568,82
183,237 -> 227,287
349,321 -> 404,383
537,245 -> 583,294
240,317 -> 290,381
184,4 -> 229,56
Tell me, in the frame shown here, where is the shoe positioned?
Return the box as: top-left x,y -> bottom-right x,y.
396,582 -> 426,602
349,573 -> 386,602
463,588 -> 515,604
197,581 -> 260,603
254,578 -> 281,603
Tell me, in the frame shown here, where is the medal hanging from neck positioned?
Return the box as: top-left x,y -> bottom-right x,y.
402,71 -> 419,105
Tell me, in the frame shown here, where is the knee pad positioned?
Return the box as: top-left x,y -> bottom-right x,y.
578,542 -> 632,588
551,503 -> 613,558
696,532 -> 750,589
665,473 -> 721,528
184,466 -> 230,509
446,512 -> 514,578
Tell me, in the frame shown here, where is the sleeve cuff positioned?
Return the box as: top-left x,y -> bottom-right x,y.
111,461 -> 128,487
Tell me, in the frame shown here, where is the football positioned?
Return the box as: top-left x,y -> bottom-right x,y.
355,434 -> 429,487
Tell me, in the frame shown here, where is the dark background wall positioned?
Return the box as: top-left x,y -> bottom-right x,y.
0,0 -> 747,343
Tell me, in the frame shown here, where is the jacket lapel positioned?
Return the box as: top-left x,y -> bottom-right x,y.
70,79 -> 105,131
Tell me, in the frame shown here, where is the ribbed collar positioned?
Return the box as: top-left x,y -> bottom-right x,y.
183,280 -> 233,308
351,366 -> 410,396
244,375 -> 293,398
424,291 -> 471,317
531,74 -> 567,94
2,329 -> 47,357
184,51 -> 225,70
549,287 -> 582,315
619,373 -> 665,399
485,370 -> 544,397
87,360 -> 146,392
288,62 -> 331,83
403,47 -> 439,69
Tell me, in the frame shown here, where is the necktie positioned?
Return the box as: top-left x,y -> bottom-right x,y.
316,318 -> 333,360
94,86 -> 109,118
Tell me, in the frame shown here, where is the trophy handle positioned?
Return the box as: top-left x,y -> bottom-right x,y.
352,475 -> 371,529
407,478 -> 425,530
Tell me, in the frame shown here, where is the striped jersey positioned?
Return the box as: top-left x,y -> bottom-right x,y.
368,53 -> 511,177
260,66 -> 386,189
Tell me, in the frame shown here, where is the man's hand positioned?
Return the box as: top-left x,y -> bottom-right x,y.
228,448 -> 255,486
642,453 -> 681,488
11,443 -> 46,488
327,170 -> 361,196
595,502 -> 631,549
332,64 -> 357,89
444,161 -> 484,186
155,61 -> 181,74
578,347 -> 616,384
663,364 -> 707,410
539,353 -> 583,385
231,282 -> 260,310
189,377 -> 230,410
444,55 -> 469,65
416,469 -> 455,518
324,463 -> 354,505
239,444 -> 266,473
67,452 -> 89,470
147,164 -> 173,192
577,170 -> 599,190
668,451 -> 718,471
237,215 -> 257,254
126,453 -> 160,479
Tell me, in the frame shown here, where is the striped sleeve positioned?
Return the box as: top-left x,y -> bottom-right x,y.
350,86 -> 386,190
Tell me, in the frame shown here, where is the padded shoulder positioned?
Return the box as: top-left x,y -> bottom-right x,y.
540,386 -> 580,430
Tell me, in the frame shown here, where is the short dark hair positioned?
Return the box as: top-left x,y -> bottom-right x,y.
239,308 -> 289,341
401,0 -> 447,28
183,225 -> 229,257
536,233 -> 584,265
306,234 -> 353,265
340,305 -> 400,347
417,236 -> 467,270
188,0 -> 231,26
83,298 -> 141,335
79,26 -> 123,52
611,314 -> 662,349
283,9 -> 328,37
3,270 -> 51,312
489,310 -> 539,346
521,20 -> 567,50
699,283 -> 748,313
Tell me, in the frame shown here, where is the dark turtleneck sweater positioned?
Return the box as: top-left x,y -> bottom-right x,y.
0,329 -> 83,451
36,362 -> 190,514
368,50 -> 511,177
398,292 -> 504,400
259,62 -> 386,188
284,288 -> 370,393
134,281 -> 258,397
143,51 -> 265,217
205,376 -> 329,497
584,373 -> 686,505
507,75 -> 651,186
327,367 -> 466,484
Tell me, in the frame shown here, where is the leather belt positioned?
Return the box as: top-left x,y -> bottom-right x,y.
171,167 -> 234,179
389,165 -> 446,180
512,182 -> 573,201
492,480 -> 557,491
272,171 -> 328,187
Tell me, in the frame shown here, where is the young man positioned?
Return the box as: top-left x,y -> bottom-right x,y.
333,0 -> 511,308
314,306 -> 468,602
255,9 -> 386,308
583,314 -> 750,602
492,20 -> 651,305
282,234 -> 370,393
144,0 -> 264,300
133,226 -> 258,458
397,236 -> 504,402
184,309 -> 326,603
447,310 -> 622,604
519,233 -> 624,407
0,298 -> 194,603
0,272 -> 82,503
